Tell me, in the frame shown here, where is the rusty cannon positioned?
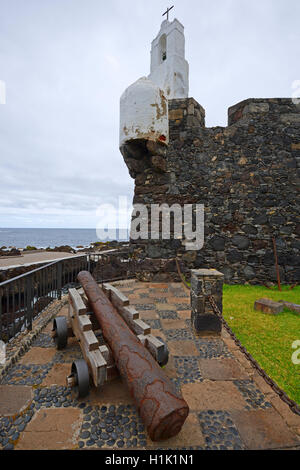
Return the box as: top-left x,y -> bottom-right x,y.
58,271 -> 189,441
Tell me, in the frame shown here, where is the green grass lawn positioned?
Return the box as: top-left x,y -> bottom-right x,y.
223,285 -> 300,404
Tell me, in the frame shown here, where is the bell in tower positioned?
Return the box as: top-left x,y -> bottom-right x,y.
148,18 -> 189,99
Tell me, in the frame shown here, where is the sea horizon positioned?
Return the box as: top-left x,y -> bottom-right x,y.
0,227 -> 129,249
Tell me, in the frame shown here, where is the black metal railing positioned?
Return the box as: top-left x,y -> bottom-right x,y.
0,250 -> 136,343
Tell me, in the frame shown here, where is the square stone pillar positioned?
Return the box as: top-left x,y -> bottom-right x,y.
190,269 -> 224,337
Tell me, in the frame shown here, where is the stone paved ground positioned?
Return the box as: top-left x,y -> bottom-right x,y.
0,280 -> 299,451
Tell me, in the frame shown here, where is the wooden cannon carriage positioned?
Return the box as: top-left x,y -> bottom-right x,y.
52,272 -> 189,441
52,281 -> 169,398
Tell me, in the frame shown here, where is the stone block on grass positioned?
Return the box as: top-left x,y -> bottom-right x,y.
254,298 -> 284,315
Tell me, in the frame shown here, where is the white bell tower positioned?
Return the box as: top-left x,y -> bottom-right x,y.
148,18 -> 189,99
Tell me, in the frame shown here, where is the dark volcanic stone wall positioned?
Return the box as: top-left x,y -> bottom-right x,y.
126,97 -> 300,284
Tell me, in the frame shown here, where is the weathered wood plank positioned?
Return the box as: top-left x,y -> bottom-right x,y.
132,319 -> 151,336
83,330 -> 99,351
99,345 -> 110,361
68,300 -> 106,387
103,283 -> 129,308
79,315 -> 92,332
118,305 -> 139,325
69,288 -> 87,316
146,335 -> 165,364
137,334 -> 165,363
137,334 -> 147,346
89,350 -> 107,386
116,306 -> 150,335
102,284 -> 111,299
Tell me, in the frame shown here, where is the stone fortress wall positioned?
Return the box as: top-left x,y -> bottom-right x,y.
126,97 -> 300,284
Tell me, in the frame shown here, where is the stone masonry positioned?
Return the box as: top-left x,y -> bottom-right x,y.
125,97 -> 300,284
191,269 -> 224,336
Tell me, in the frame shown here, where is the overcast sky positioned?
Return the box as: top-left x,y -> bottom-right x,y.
0,0 -> 299,229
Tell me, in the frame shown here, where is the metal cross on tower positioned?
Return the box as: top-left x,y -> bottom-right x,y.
162,5 -> 174,21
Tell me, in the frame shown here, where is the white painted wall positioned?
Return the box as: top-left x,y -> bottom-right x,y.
119,77 -> 169,148
149,19 -> 189,99
119,18 -> 189,150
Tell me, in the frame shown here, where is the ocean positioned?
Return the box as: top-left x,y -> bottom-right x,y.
0,228 -> 129,249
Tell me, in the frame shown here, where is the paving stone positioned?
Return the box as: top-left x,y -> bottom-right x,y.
1,363 -> 53,386
168,340 -> 199,357
76,403 -> 147,449
4,443 -> 14,450
41,363 -> 72,387
182,380 -> 248,411
174,357 -> 203,384
147,413 -> 205,449
33,385 -> 74,408
161,319 -> 188,330
177,310 -> 191,320
87,377 -> 135,406
230,409 -> 300,450
156,304 -> 178,311
129,297 -> 153,305
139,310 -> 159,320
134,304 -> 156,311
234,380 -> 272,410
147,283 -> 169,289
147,296 -> 168,303
162,356 -> 178,380
150,330 -> 166,341
198,410 -> 245,450
19,347 -> 56,365
167,297 -> 190,304
157,310 -> 180,320
221,328 -> 231,339
165,328 -> 194,341
294,427 -> 300,438
269,396 -> 300,428
232,349 -> 255,372
56,306 -> 69,317
199,358 -> 249,381
195,338 -> 233,359
0,385 -> 33,416
252,372 -> 275,396
169,282 -> 185,289
134,293 -> 150,299
32,333 -> 55,348
223,337 -> 240,351
168,287 -> 189,297
144,319 -> 162,330
15,408 -> 82,450
53,341 -> 83,364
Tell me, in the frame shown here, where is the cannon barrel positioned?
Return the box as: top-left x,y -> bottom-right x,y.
77,271 -> 189,441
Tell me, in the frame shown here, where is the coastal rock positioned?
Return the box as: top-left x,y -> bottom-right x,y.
0,248 -> 21,257
46,246 -> 75,254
